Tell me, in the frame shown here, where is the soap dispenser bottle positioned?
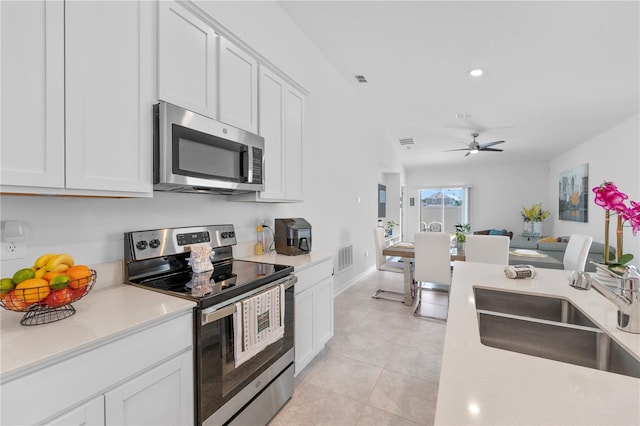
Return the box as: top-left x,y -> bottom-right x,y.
255,224 -> 265,255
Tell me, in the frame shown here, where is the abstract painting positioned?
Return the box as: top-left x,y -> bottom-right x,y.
558,163 -> 589,222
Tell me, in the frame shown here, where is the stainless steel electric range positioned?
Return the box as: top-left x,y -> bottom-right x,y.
124,225 -> 295,426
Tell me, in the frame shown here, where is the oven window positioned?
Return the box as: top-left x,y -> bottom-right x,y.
172,124 -> 246,182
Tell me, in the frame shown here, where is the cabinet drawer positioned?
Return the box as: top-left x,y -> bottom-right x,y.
294,259 -> 333,295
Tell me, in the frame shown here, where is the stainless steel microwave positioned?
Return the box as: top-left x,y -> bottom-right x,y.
153,101 -> 264,194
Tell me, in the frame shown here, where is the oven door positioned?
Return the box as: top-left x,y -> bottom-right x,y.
197,276 -> 295,425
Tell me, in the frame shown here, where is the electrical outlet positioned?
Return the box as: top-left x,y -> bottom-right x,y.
1,241 -> 27,260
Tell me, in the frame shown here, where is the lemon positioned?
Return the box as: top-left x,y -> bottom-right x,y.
49,274 -> 71,291
12,268 -> 35,284
0,278 -> 15,294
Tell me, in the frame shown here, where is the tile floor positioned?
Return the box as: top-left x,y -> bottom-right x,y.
270,270 -> 448,426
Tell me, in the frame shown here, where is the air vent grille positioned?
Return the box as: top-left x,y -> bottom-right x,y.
354,75 -> 368,83
399,138 -> 415,146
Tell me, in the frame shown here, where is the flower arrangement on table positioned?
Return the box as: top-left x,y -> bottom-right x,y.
385,220 -> 398,237
454,223 -> 471,243
592,181 -> 639,273
521,203 -> 551,222
521,203 -> 550,237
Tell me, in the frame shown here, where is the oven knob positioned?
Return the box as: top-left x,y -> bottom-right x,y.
221,232 -> 228,239
228,231 -> 235,238
136,240 -> 148,250
149,239 -> 160,249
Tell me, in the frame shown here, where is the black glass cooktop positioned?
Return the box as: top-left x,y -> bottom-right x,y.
130,259 -> 293,308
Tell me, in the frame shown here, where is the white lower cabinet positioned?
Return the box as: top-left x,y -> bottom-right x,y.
294,259 -> 334,375
0,313 -> 193,426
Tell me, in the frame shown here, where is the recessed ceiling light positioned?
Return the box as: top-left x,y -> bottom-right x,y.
469,69 -> 484,77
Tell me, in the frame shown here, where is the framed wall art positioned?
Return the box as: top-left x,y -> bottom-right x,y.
558,163 -> 589,222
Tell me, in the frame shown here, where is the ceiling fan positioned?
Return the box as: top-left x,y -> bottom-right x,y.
444,133 -> 505,157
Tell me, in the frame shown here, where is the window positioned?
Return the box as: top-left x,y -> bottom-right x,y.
419,187 -> 469,233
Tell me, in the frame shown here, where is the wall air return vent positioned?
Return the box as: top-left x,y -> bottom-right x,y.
399,138 -> 415,147
354,75 -> 368,83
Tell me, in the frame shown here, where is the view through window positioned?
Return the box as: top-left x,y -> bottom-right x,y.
419,187 -> 468,235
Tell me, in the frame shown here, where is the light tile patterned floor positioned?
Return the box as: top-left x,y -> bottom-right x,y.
270,270 -> 447,426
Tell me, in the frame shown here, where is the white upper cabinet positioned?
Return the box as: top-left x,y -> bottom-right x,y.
65,0 -> 153,194
0,0 -> 153,197
237,67 -> 305,202
0,0 -> 65,188
157,0 -> 218,118
257,67 -> 286,200
284,86 -> 304,201
218,37 -> 258,133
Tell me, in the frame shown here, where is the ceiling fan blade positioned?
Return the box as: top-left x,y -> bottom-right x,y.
479,148 -> 504,152
443,148 -> 471,152
479,140 -> 505,149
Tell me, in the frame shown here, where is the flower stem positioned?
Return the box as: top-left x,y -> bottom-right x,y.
604,210 -> 610,265
616,215 -> 623,263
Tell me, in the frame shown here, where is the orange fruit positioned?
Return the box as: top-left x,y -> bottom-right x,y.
2,291 -> 30,311
67,265 -> 91,289
42,271 -> 62,282
14,278 -> 50,304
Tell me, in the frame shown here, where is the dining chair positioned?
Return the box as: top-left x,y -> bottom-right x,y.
413,232 -> 452,319
372,227 -> 405,302
464,234 -> 510,265
563,234 -> 593,271
427,221 -> 443,232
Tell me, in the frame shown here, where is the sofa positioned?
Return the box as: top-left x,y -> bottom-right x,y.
474,229 -> 514,239
509,237 -> 615,272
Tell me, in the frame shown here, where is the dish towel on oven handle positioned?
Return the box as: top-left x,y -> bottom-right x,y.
233,284 -> 285,367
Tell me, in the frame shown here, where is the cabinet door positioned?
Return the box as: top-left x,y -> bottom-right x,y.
65,0 -> 153,194
294,288 -> 316,376
257,66 -> 286,200
0,0 -> 64,188
284,86 -> 304,201
104,350 -> 194,426
48,395 -> 105,426
315,277 -> 335,348
157,0 -> 218,118
219,37 -> 258,132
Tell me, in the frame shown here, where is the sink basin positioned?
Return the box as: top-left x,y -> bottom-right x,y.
474,287 -> 597,328
477,310 -> 640,379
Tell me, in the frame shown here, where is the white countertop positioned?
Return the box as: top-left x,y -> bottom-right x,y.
241,250 -> 333,272
0,282 -> 195,382
435,261 -> 640,425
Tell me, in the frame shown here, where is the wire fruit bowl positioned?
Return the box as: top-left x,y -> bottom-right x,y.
0,270 -> 96,326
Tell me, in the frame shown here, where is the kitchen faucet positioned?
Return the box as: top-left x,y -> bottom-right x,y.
571,262 -> 640,334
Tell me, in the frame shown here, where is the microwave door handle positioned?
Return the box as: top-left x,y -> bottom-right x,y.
240,147 -> 249,183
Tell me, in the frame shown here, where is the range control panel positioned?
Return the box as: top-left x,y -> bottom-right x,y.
124,225 -> 236,261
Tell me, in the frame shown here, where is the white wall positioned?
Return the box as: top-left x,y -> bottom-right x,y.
405,161 -> 549,239
0,1 -> 405,292
549,114 -> 640,267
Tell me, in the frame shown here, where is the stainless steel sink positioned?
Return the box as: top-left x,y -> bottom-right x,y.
474,287 -> 597,328
474,288 -> 640,379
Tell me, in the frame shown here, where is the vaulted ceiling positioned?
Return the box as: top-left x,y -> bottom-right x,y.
279,1 -> 640,171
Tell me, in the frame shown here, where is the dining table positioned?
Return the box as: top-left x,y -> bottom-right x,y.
382,242 -> 564,306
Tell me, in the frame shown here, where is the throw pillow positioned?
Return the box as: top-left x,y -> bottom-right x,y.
538,237 -> 559,243
488,229 -> 507,236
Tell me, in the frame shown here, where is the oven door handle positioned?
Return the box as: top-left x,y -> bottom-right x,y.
201,275 -> 296,325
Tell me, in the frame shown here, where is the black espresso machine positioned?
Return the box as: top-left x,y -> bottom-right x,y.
274,218 -> 312,256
